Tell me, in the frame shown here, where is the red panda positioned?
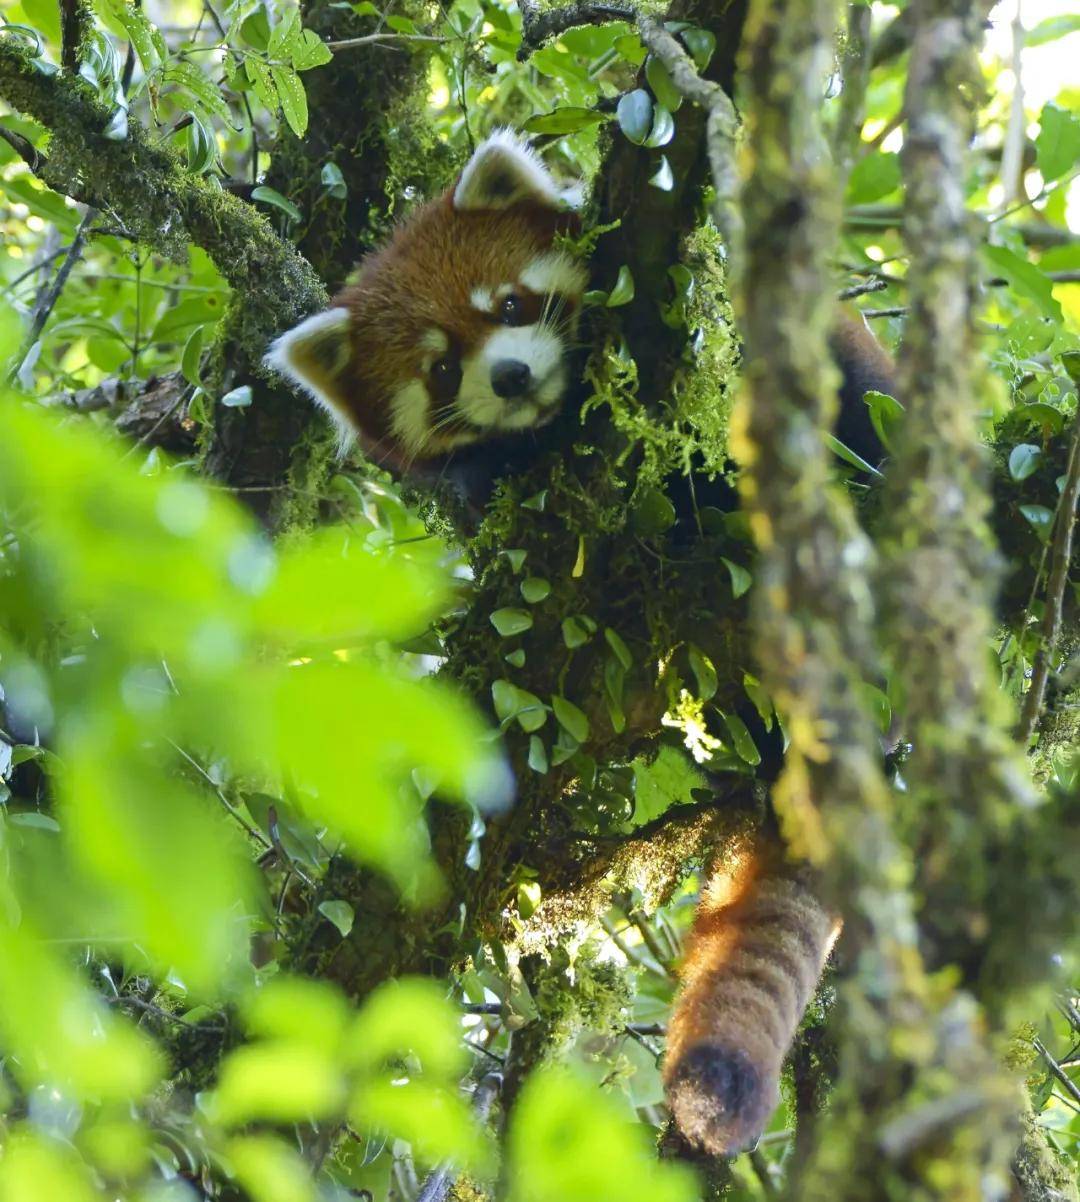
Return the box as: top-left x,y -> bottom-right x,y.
265,130 -> 588,470
267,132 -> 895,1159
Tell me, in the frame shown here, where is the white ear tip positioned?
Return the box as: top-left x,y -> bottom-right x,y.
264,307 -> 350,381
453,128 -> 563,211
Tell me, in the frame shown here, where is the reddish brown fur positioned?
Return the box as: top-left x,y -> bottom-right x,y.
331,196 -> 573,456
664,836 -> 839,1156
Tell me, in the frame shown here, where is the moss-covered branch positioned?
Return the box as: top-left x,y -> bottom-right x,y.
0,39 -> 325,341
880,0 -> 1036,982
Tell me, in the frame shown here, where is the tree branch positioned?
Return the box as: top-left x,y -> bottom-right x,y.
1016,394 -> 1080,744
60,0 -> 92,72
0,41 -> 325,352
517,0 -> 635,57
7,206 -> 96,386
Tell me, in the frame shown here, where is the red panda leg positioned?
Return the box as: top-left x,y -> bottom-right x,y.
663,836 -> 840,1156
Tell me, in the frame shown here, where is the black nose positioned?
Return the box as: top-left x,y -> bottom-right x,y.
490,359 -> 532,399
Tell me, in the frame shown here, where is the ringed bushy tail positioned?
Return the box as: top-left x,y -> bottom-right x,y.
663,836 -> 840,1156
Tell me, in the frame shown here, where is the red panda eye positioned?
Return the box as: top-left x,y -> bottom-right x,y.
430,354 -> 462,402
499,294 -> 525,326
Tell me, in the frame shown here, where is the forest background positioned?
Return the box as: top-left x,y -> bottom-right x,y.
0,0 -> 1079,1199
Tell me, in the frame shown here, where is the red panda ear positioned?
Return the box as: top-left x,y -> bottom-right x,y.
453,129 -> 573,212
264,308 -> 356,445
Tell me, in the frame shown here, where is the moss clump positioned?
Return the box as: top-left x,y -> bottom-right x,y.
581,224 -> 739,490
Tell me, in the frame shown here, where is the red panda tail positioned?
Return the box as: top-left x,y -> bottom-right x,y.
663,835 -> 839,1156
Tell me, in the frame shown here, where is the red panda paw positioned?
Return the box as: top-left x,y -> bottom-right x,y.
664,1041 -> 778,1157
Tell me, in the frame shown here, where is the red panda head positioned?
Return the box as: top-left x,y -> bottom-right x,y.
266,131 -> 588,466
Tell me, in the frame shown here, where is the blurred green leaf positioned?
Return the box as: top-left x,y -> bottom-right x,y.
507,1069 -> 697,1202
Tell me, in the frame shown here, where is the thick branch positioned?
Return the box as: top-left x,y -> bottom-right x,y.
881,0 -> 1036,977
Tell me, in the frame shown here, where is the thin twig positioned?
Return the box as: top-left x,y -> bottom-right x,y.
1033,1036 -> 1080,1110
8,206 -> 97,386
415,1073 -> 502,1202
1016,397 -> 1080,744
995,0 -> 1026,217
839,278 -> 889,300
636,15 -> 741,258
326,32 -> 447,50
0,123 -> 43,172
2,243 -> 72,293
168,739 -> 273,850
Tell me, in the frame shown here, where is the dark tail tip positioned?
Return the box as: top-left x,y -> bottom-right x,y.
665,1042 -> 777,1158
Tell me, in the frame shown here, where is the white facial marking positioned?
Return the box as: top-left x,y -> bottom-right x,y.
420,328 -> 449,354
520,252 -> 588,299
470,287 -> 495,314
264,307 -> 356,456
389,380 -> 432,456
455,325 -> 567,434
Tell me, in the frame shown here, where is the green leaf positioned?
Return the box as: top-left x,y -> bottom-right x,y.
245,56 -> 278,111
679,27 -> 715,71
1027,14 -> 1080,45
826,433 -> 885,478
742,671 -> 773,730
616,89 -> 653,145
164,61 -> 232,124
551,696 -> 589,744
644,104 -> 674,148
631,485 -> 675,535
648,155 -> 674,191
251,185 -> 302,222
523,107 -> 610,135
1019,503 -> 1055,541
320,160 -> 347,199
240,7 -> 272,51
1036,103 -> 1080,183
1011,401 -> 1065,437
507,1069 -> 698,1202
645,54 -> 682,112
604,628 -> 632,671
720,711 -> 760,766
228,1135 -> 317,1202
687,646 -> 717,700
181,325 -> 204,386
318,899 -> 355,937
520,577 -> 551,603
385,14 -> 417,32
270,64 -> 309,136
96,0 -> 165,74
220,384 -> 252,409
213,1043 -> 344,1124
720,557 -> 752,598
267,8 -> 301,57
562,616 -> 591,648
846,151 -> 901,204
1008,443 -> 1042,481
292,28 -> 334,71
528,736 -> 549,773
491,608 -> 533,636
983,245 -> 1063,323
864,389 -> 905,452
606,265 -> 635,307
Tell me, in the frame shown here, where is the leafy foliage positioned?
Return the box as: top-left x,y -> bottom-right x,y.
0,0 -> 1078,1198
